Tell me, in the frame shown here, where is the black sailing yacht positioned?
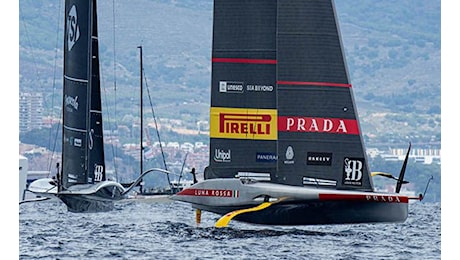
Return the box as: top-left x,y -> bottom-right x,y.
172,0 -> 422,226
27,0 -> 177,211
27,0 -> 128,212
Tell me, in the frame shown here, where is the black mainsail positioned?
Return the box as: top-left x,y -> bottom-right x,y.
55,0 -> 128,212
62,0 -> 106,189
27,0 -> 172,211
173,0 -> 420,226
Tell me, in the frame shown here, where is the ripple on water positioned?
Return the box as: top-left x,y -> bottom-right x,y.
19,201 -> 441,259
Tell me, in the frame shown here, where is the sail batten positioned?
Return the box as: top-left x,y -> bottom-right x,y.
64,75 -> 89,83
212,58 -> 277,64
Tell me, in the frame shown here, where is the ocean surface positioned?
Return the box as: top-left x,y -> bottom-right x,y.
19,199 -> 441,259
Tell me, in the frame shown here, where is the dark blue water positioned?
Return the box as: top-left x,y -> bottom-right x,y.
19,199 -> 440,259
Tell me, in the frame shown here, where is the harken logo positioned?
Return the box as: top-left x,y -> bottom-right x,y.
67,5 -> 80,51
343,157 -> 364,186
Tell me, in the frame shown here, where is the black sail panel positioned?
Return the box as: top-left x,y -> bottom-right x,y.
87,0 -> 106,183
276,0 -> 373,191
62,0 -> 105,188
206,0 -> 278,180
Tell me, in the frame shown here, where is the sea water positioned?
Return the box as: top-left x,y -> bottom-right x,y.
19,199 -> 441,259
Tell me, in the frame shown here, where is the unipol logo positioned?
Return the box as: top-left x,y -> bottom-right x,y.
343,157 -> 364,186
67,5 -> 80,51
94,164 -> 104,182
214,149 -> 231,163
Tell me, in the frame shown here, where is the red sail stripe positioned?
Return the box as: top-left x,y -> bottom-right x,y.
212,57 -> 277,64
319,193 -> 409,203
277,80 -> 351,88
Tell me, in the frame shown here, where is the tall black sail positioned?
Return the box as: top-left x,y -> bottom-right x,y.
62,0 -> 106,189
276,0 -> 372,191
206,0 -> 373,191
206,0 -> 278,180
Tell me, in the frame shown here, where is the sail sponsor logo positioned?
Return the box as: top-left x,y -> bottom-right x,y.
319,193 -> 408,203
178,188 -> 239,198
343,157 -> 364,186
306,152 -> 332,166
94,164 -> 104,182
214,148 -> 231,162
210,107 -> 277,140
219,81 -> 244,93
278,116 -> 359,135
73,137 -> 82,147
65,95 -> 79,111
284,146 -> 295,164
246,84 -> 274,92
256,152 -> 277,162
67,5 -> 81,51
366,195 -> 402,203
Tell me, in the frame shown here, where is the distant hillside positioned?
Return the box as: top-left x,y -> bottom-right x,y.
19,0 -> 440,147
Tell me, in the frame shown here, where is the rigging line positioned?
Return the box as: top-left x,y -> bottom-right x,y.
109,0 -> 118,180
47,0 -> 63,174
143,68 -> 168,172
95,0 -> 117,181
100,4 -> 118,182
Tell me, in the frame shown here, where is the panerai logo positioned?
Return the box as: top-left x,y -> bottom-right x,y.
343,157 -> 364,186
67,5 -> 80,51
214,149 -> 231,162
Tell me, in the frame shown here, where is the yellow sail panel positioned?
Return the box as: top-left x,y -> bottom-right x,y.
209,107 -> 277,140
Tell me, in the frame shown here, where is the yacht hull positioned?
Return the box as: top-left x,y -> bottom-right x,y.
172,179 -> 410,225
58,181 -> 126,213
28,179 -> 126,213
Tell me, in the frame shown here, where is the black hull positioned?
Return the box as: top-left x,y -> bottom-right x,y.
57,182 -> 125,213
197,200 -> 408,226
